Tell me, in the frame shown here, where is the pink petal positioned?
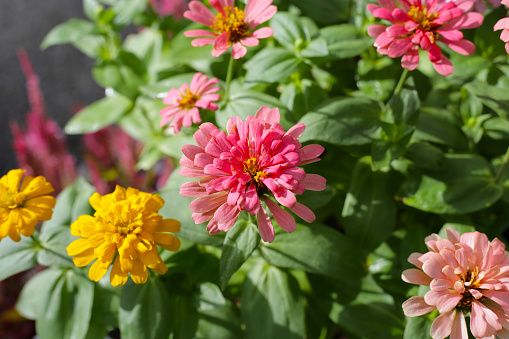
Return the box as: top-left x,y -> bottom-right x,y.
263,197 -> 296,233
180,181 -> 207,197
183,1 -> 216,26
251,27 -> 274,39
184,29 -> 216,37
232,42 -> 248,59
402,268 -> 432,285
302,174 -> 326,191
432,56 -> 454,76
257,206 -> 275,243
450,311 -> 468,339
402,296 -> 436,317
430,310 -> 456,339
288,202 -> 315,223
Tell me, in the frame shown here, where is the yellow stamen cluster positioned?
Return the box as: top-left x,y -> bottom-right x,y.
408,5 -> 439,32
0,169 -> 56,242
66,186 -> 181,287
211,6 -> 248,42
179,89 -> 200,110
455,266 -> 486,311
243,158 -> 267,187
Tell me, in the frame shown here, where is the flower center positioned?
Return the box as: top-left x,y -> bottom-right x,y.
407,5 -> 438,32
243,158 -> 267,187
0,190 -> 26,209
455,267 -> 486,311
211,6 -> 248,43
178,89 -> 200,110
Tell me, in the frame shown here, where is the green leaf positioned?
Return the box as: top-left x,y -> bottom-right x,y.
16,268 -> 64,320
158,170 -> 225,247
404,142 -> 446,171
244,48 -> 302,85
65,93 -> 132,134
342,157 -> 397,254
438,223 -> 476,238
300,38 -> 329,58
403,316 -> 432,339
43,177 -> 95,229
38,226 -> 76,268
385,81 -> 420,127
35,270 -> 95,339
242,263 -> 306,339
484,117 -> 509,140
215,90 -> 292,129
329,275 -> 404,339
280,80 -> 328,120
41,19 -> 97,49
260,224 -> 365,279
139,73 -> 196,98
0,235 -> 38,281
119,277 -> 172,339
289,0 -> 350,25
414,107 -> 468,149
113,0 -> 147,25
158,134 -> 196,159
270,12 -> 309,51
400,154 -> 503,214
320,24 -> 372,59
464,82 -> 509,120
220,219 -> 260,289
124,28 -> 163,79
298,96 -> 382,146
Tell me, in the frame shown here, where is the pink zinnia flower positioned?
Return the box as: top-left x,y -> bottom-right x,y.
178,106 -> 326,242
402,228 -> 509,339
183,0 -> 277,59
160,72 -> 220,134
452,0 -> 501,13
494,0 -> 509,53
149,0 -> 189,19
367,0 -> 484,75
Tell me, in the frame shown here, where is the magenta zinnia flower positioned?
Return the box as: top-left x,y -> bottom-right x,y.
494,0 -> 509,53
179,106 -> 326,242
367,0 -> 484,75
402,228 -> 509,339
160,72 -> 220,133
183,0 -> 277,59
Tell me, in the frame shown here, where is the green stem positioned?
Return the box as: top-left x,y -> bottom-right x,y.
224,55 -> 235,102
494,146 -> 509,184
393,68 -> 409,96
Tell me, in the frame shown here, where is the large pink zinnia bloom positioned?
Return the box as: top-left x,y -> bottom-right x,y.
367,0 -> 484,76
183,0 -> 277,59
179,107 -> 326,242
494,0 -> 509,53
160,72 -> 220,134
402,228 -> 509,339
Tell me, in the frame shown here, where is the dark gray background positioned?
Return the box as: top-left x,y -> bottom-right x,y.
1,1 -> 103,175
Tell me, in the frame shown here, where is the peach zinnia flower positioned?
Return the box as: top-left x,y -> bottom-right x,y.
179,106 -> 326,243
367,0 -> 484,75
0,169 -> 56,242
402,228 -> 509,339
66,186 -> 181,286
494,0 -> 509,53
160,72 -> 220,134
183,0 -> 277,59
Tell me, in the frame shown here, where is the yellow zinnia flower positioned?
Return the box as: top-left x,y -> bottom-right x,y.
67,185 -> 181,287
0,169 -> 56,242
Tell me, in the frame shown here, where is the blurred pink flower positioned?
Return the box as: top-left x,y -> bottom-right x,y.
402,228 -> 509,339
452,0 -> 501,13
494,0 -> 509,53
367,0 -> 484,75
160,72 -> 220,133
179,106 -> 326,242
10,49 -> 77,194
183,0 -> 277,59
149,0 -> 189,19
83,125 -> 173,195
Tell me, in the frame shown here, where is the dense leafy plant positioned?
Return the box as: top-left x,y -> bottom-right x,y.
3,0 -> 509,338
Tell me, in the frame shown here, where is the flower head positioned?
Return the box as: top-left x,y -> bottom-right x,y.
0,169 -> 56,242
183,0 -> 277,59
494,0 -> 509,53
402,227 -> 509,338
179,106 -> 326,242
66,186 -> 181,286
367,0 -> 484,75
149,0 -> 189,19
160,72 -> 220,133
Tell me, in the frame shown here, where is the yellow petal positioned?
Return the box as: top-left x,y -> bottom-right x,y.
95,242 -> 116,263
25,195 -> 56,209
72,248 -> 97,267
137,245 -> 161,267
0,219 -> 11,239
20,176 -> 54,199
2,169 -> 25,192
67,238 -> 93,256
158,219 -> 181,233
89,192 -> 102,211
145,194 -> 165,212
88,259 -> 109,282
18,208 -> 38,237
110,257 -> 128,287
130,259 -> 148,284
150,261 -> 168,275
155,233 -> 181,252
71,215 -> 96,237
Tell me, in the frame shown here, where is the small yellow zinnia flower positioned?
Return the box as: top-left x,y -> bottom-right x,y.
0,169 -> 56,242
67,185 -> 181,287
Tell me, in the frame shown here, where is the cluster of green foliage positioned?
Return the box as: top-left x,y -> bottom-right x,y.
3,0 -> 509,338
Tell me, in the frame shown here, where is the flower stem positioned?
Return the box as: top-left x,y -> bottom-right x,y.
494,146 -> 509,184
393,68 -> 409,97
31,234 -> 75,265
224,55 -> 235,102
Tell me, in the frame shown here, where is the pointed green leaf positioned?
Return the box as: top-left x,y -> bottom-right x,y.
0,235 -> 38,281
